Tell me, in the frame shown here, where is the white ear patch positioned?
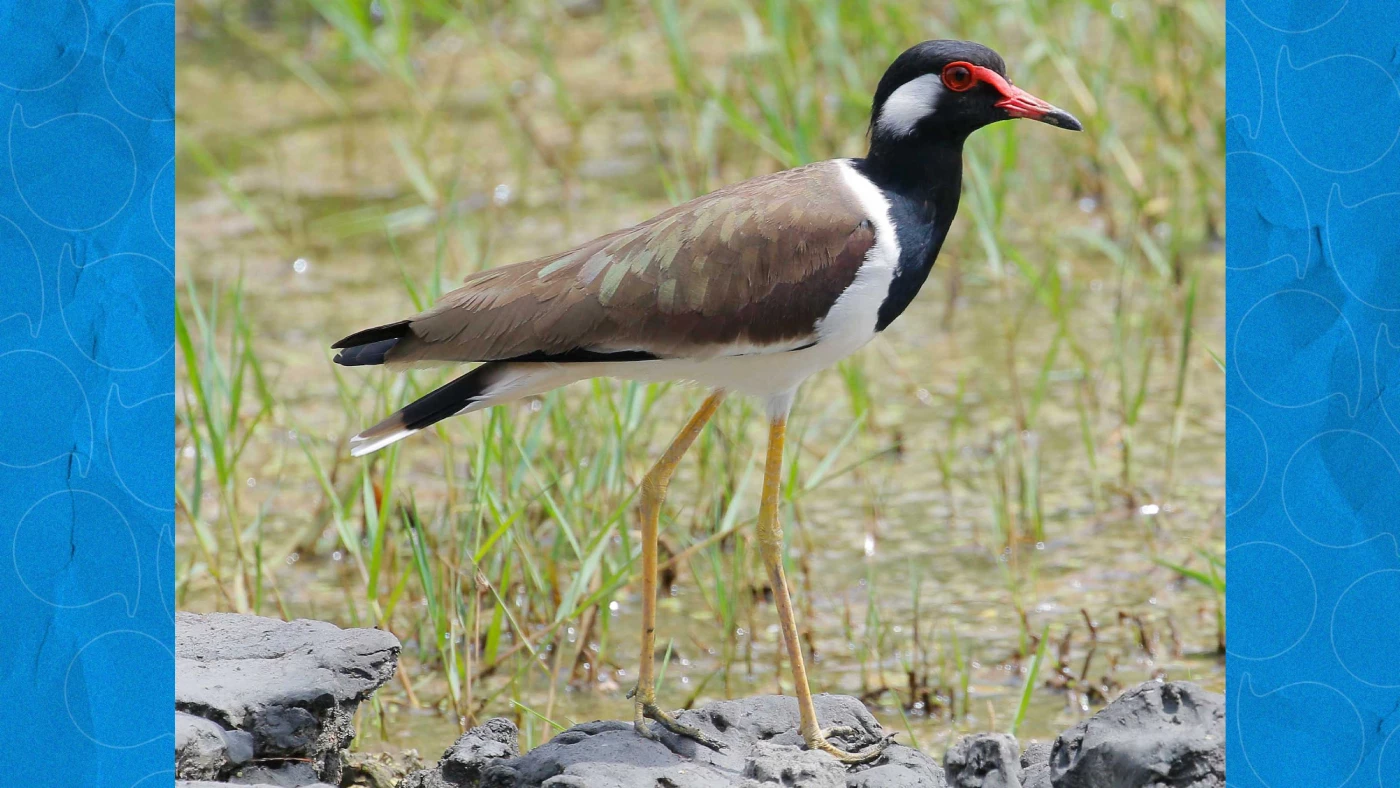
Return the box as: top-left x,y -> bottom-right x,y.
876,74 -> 945,137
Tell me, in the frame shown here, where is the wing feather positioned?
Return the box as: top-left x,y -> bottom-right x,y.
384,160 -> 876,364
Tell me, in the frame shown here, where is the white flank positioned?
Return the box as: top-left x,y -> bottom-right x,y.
876,74 -> 944,137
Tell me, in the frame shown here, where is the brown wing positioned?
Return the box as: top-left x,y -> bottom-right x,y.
383,160 -> 875,364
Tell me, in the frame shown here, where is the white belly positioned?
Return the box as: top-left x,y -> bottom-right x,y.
573,336 -> 863,419
589,270 -> 893,417
596,332 -> 872,397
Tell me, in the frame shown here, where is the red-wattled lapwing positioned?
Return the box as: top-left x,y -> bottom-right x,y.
333,40 -> 1079,763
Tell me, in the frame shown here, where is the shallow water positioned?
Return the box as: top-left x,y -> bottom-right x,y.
176,12 -> 1224,760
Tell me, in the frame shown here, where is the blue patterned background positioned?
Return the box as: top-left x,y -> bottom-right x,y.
1,0 -> 1399,783
0,2 -> 174,785
1228,0 -> 1400,785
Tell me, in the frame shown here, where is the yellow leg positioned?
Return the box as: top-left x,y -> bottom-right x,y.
629,391 -> 726,750
755,417 -> 891,765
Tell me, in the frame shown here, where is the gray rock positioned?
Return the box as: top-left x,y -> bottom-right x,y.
944,733 -> 1022,788
227,761 -> 322,786
401,768 -> 457,788
175,612 -> 400,784
846,742 -> 945,788
406,694 -> 943,788
171,613 -> 1218,788
1019,743 -> 1049,769
177,783 -> 336,788
440,717 -> 521,785
176,711 -> 254,780
1019,743 -> 1051,788
743,740 -> 846,787
1047,681 -> 1224,788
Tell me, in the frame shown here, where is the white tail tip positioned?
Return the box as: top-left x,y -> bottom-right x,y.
349,428 -> 417,457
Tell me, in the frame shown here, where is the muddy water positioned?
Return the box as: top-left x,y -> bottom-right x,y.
176,27 -> 1223,759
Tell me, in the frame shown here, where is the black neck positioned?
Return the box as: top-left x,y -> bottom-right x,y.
855,136 -> 965,330
864,128 -> 966,184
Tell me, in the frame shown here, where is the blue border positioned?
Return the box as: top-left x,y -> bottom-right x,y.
0,3 -> 174,785
5,2 -> 1400,783
1227,0 -> 1400,785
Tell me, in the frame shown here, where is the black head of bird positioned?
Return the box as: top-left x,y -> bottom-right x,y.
332,39 -> 1079,765
869,39 -> 1083,147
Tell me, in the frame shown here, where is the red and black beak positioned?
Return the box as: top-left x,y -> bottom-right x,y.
994,84 -> 1083,130
969,65 -> 1083,131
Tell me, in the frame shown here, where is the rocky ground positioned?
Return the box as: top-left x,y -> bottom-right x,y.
175,612 -> 401,787
175,613 -> 1223,788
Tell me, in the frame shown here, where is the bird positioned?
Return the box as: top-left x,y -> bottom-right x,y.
332,39 -> 1080,764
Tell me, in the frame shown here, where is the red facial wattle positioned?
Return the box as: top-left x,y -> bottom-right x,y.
940,61 -> 1083,130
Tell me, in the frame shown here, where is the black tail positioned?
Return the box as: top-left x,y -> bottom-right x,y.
350,362 -> 507,456
332,320 -> 411,367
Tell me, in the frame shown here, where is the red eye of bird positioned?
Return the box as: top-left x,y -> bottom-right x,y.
942,63 -> 975,92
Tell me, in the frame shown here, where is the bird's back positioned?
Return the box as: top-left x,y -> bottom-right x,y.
356,160 -> 878,366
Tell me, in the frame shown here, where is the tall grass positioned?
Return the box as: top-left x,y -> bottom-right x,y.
176,0 -> 1224,749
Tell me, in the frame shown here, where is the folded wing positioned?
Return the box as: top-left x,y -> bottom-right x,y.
334,160 -> 876,367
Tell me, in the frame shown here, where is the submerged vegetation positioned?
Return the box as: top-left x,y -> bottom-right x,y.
175,0 -> 1224,756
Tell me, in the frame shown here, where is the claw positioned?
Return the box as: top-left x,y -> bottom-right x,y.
634,699 -> 727,752
805,728 -> 894,765
630,689 -> 662,742
634,716 -> 663,742
820,725 -> 860,740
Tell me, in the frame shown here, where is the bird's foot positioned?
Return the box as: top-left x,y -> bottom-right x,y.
627,685 -> 726,751
804,725 -> 894,765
